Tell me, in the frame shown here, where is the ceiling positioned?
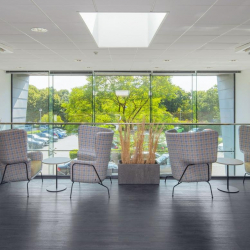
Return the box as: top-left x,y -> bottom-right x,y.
1,0 -> 250,71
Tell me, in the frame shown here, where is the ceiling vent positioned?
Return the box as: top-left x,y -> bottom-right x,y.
235,42 -> 250,53
0,43 -> 13,54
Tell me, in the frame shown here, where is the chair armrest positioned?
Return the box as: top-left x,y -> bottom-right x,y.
27,151 -> 43,162
71,159 -> 96,167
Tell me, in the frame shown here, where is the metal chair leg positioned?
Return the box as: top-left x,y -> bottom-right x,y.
207,181 -> 213,199
172,182 -> 181,197
70,182 -> 74,199
27,181 -> 30,197
99,182 -> 110,198
165,176 -> 168,183
110,176 -> 112,184
243,173 -> 247,184
40,172 -> 43,183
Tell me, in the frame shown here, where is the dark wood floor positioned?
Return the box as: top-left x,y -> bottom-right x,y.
0,178 -> 250,250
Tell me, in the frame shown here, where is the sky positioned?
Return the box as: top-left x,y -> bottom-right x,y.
29,75 -> 217,93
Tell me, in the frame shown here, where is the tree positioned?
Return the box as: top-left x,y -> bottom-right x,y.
26,85 -> 69,122
41,114 -> 63,123
196,85 -> 220,122
27,85 -> 49,122
26,77 -> 220,125
63,76 -> 179,123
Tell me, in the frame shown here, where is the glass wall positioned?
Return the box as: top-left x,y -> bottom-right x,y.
10,72 -> 235,177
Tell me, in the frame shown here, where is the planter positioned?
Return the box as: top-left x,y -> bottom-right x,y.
118,163 -> 160,184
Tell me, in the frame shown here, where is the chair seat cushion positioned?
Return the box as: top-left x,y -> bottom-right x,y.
77,150 -> 96,161
31,161 -> 42,177
245,162 -> 250,173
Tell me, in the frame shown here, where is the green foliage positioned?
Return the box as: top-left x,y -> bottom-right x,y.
26,76 -> 221,126
69,149 -> 78,159
41,114 -> 63,123
27,85 -> 69,122
196,85 -> 220,122
27,130 -> 41,134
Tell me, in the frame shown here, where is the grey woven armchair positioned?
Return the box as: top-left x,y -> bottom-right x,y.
70,126 -> 114,198
239,125 -> 250,183
165,129 -> 218,198
0,129 -> 43,197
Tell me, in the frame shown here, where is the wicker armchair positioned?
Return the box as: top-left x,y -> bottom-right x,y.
70,126 -> 114,198
165,129 -> 218,198
239,125 -> 250,183
0,129 -> 43,196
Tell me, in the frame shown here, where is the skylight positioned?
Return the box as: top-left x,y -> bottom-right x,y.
80,13 -> 167,48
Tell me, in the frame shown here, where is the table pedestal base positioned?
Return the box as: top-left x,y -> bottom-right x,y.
46,184 -> 67,192
217,185 -> 239,193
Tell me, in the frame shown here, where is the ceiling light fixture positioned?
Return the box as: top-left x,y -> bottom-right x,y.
235,42 -> 250,53
80,12 -> 167,48
0,43 -> 13,53
31,28 -> 48,33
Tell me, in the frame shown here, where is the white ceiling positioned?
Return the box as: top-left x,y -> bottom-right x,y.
0,0 -> 250,71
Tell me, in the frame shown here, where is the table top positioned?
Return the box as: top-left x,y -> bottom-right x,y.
216,158 -> 243,165
42,157 -> 71,165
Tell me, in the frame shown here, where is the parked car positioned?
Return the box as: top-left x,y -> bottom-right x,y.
111,142 -> 119,149
155,153 -> 169,165
188,128 -> 203,133
54,128 -> 67,137
27,134 -> 49,145
40,125 -> 48,130
174,127 -> 184,133
27,137 -> 44,149
57,161 -> 71,175
38,132 -> 58,142
43,129 -> 65,139
53,129 -> 66,138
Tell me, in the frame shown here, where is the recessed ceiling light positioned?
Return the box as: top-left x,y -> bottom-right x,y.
80,12 -> 167,48
31,28 -> 48,33
75,59 -> 82,62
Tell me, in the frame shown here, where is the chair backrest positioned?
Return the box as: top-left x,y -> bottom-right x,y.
78,125 -> 111,151
165,130 -> 218,181
0,129 -> 28,165
239,125 -> 250,153
239,125 -> 250,163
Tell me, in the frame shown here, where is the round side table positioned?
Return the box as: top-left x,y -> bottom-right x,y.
216,158 -> 243,193
42,157 -> 71,192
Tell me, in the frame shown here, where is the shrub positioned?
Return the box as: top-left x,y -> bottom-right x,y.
27,130 -> 41,134
69,149 -> 78,159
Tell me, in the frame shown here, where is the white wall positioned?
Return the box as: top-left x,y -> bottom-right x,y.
0,70 -> 11,123
235,69 -> 250,175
